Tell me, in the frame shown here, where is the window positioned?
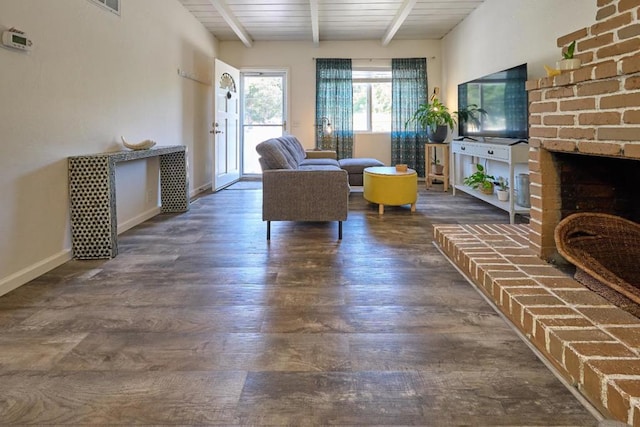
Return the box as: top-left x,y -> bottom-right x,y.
352,70 -> 391,132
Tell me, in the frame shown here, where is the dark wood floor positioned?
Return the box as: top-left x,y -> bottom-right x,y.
0,183 -> 599,426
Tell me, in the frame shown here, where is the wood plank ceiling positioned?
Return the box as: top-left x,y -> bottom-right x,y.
177,0 -> 485,47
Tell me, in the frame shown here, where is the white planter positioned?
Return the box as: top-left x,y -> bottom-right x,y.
556,58 -> 581,71
497,189 -> 509,202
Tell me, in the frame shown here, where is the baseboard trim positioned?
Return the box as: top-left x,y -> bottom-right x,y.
117,207 -> 162,234
0,249 -> 72,297
1,201 -> 193,298
191,183 -> 211,198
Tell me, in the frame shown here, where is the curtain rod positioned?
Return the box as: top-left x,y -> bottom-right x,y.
312,56 -> 436,60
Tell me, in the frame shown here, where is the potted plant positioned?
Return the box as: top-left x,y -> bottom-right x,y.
557,40 -> 581,71
433,158 -> 444,175
495,177 -> 509,201
463,163 -> 495,195
407,98 -> 456,143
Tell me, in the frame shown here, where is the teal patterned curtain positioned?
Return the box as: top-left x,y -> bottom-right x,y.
391,58 -> 428,177
315,59 -> 353,159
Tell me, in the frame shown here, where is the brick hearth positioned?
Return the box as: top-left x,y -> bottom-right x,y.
434,224 -> 640,425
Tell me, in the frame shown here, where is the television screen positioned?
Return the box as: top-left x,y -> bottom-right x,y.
457,63 -> 528,140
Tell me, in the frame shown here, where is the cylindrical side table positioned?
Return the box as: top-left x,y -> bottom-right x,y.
363,166 -> 418,215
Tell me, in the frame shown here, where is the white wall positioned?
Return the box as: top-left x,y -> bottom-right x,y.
442,0 -> 597,108
440,0 -> 597,197
219,39 -> 441,161
354,133 -> 392,165
0,0 -> 217,295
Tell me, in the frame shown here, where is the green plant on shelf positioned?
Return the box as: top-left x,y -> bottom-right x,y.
463,163 -> 495,193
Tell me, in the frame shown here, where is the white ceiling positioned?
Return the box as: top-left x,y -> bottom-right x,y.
177,0 -> 485,47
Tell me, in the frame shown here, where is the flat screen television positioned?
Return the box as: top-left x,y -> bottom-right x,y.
457,63 -> 528,140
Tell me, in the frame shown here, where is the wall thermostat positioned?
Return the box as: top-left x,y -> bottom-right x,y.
2,29 -> 33,51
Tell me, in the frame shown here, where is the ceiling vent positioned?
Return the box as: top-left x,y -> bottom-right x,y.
88,0 -> 120,16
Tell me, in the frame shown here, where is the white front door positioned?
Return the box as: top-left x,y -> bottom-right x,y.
212,59 -> 240,191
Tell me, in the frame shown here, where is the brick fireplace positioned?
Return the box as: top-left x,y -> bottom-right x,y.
435,1 -> 640,425
526,0 -> 640,262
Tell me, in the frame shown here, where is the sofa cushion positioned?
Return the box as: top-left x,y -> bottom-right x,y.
256,138 -> 297,170
338,158 -> 385,174
298,164 -> 342,171
276,136 -> 307,165
338,158 -> 385,186
299,158 -> 340,167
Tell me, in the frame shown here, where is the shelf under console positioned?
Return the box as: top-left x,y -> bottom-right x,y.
451,140 -> 530,224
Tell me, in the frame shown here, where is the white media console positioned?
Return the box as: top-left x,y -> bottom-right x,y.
451,139 -> 530,224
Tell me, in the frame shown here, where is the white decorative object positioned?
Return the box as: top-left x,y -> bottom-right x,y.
121,136 -> 156,150
557,40 -> 581,71
557,58 -> 581,71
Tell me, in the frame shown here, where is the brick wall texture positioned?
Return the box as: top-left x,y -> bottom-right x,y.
527,0 -> 640,260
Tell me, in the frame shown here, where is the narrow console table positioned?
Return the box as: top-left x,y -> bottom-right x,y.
451,139 -> 529,224
68,145 -> 189,259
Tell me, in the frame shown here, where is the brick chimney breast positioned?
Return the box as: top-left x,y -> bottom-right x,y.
526,0 -> 640,261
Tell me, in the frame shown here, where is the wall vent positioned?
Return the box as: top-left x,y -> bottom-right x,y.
88,0 -> 120,16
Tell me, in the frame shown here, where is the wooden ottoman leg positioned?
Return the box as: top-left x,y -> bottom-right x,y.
411,203 -> 416,213
378,204 -> 384,215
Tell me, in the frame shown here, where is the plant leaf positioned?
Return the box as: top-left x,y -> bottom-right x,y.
563,41 -> 576,60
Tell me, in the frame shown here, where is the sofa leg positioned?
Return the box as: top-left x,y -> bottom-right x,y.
267,221 -> 271,240
338,221 -> 343,240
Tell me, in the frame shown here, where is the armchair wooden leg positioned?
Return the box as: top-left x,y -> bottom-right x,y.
338,221 -> 342,240
267,221 -> 271,240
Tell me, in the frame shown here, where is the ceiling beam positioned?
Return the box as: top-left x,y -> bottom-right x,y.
309,0 -> 320,46
381,0 -> 417,46
208,0 -> 253,48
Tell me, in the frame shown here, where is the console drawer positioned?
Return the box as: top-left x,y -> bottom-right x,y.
452,142 -> 510,161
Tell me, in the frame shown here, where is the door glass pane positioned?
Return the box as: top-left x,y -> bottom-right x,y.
243,126 -> 282,174
242,74 -> 285,175
244,76 -> 283,124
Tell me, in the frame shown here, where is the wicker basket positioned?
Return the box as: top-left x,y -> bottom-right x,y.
554,212 -> 640,305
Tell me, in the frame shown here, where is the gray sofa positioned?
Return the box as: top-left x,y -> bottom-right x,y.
256,135 -> 350,240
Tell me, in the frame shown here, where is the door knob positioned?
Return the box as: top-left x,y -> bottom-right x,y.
210,122 -> 223,134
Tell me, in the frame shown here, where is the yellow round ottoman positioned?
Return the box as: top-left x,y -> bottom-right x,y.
363,166 -> 418,215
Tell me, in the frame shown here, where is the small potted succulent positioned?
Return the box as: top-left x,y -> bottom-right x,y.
557,40 -> 581,71
495,177 -> 509,202
433,158 -> 444,175
463,163 -> 495,195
